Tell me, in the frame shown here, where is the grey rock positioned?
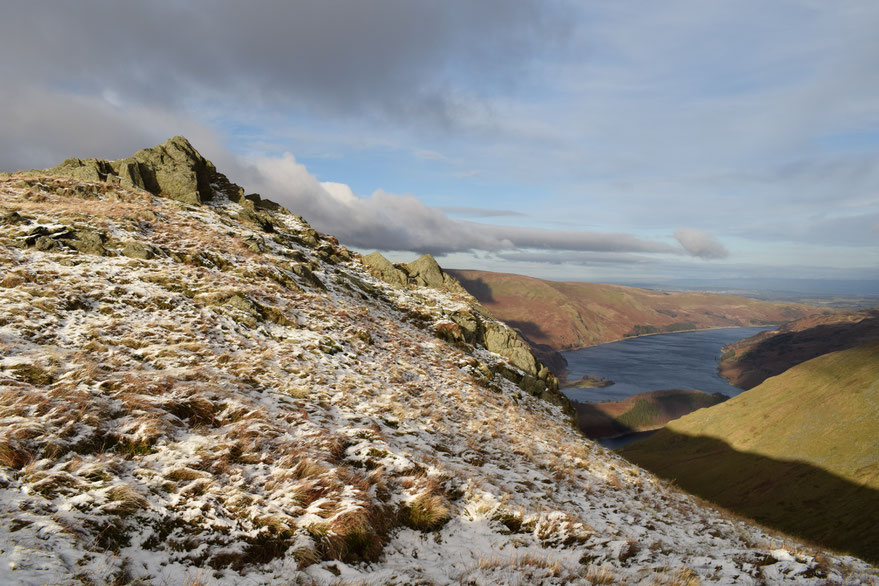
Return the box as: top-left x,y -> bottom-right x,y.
69,230 -> 106,255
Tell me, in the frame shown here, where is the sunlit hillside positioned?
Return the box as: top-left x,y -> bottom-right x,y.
622,343 -> 879,563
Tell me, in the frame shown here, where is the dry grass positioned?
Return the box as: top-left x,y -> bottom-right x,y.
477,552 -> 563,576
583,564 -> 616,584
0,440 -> 33,469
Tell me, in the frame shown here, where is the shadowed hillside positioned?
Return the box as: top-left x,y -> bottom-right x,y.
448,269 -> 819,364
571,389 -> 728,439
719,309 -> 879,389
624,432 -> 879,563
621,342 -> 879,563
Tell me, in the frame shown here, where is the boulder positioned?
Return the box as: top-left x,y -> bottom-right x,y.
122,241 -> 157,260
404,254 -> 446,288
362,252 -> 409,287
68,230 -> 106,255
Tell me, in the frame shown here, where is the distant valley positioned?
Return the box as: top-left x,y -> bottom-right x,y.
448,269 -> 820,373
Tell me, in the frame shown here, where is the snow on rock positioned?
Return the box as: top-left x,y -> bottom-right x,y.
0,170 -> 876,585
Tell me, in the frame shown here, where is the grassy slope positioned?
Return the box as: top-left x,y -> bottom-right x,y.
572,389 -> 727,439
448,269 -> 818,352
719,309 -> 879,389
621,343 -> 879,562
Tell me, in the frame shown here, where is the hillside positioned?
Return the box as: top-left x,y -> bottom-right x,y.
621,343 -> 879,563
719,309 -> 879,389
572,390 -> 728,439
447,269 -> 819,361
0,137 -> 874,584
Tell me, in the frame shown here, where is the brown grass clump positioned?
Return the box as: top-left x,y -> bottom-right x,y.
477,553 -> 563,576
583,564 -> 616,584
401,492 -> 451,531
668,567 -> 701,586
0,440 -> 33,469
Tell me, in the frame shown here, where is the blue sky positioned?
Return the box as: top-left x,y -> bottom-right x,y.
1,0 -> 877,289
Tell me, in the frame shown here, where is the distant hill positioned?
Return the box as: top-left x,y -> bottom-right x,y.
621,342 -> 879,563
447,270 -> 820,362
719,309 -> 879,389
572,389 -> 728,439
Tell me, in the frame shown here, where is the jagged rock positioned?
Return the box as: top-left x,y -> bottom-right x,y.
1,211 -> 30,225
109,157 -> 145,190
291,263 -> 325,290
34,236 -> 60,251
128,136 -> 215,205
244,192 -> 286,212
49,136 -> 250,207
53,158 -> 114,183
483,321 -> 539,376
362,252 -> 408,287
405,254 -> 446,288
237,203 -> 274,233
404,254 -> 470,294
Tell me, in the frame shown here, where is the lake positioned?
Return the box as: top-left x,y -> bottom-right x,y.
561,326 -> 774,404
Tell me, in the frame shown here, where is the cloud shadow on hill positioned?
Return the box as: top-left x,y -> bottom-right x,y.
620,431 -> 879,564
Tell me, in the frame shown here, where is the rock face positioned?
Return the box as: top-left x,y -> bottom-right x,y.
364,251 -> 571,415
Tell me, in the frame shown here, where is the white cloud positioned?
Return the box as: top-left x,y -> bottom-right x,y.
674,228 -> 729,259
243,153 -> 715,258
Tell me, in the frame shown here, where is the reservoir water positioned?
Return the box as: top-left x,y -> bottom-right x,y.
561,326 -> 774,404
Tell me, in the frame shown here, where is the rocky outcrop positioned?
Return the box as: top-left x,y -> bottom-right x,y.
444,308 -> 571,413
49,136 -> 287,212
361,252 -> 467,293
362,252 -> 408,287
364,251 -> 572,416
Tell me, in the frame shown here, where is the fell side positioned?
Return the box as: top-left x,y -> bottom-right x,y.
0,138 -> 874,584
719,309 -> 879,389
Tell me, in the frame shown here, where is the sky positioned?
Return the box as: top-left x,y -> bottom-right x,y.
1,0 -> 878,291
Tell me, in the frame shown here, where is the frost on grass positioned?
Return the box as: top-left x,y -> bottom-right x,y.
0,173 -> 876,585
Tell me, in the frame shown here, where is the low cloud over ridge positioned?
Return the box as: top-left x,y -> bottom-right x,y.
245,153 -> 723,259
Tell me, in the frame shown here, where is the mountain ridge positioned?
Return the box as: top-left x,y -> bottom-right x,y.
447,269 -> 822,375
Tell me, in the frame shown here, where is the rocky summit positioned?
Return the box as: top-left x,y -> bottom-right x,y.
0,139 -> 876,584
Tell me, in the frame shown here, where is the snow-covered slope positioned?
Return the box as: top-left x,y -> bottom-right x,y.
0,147 -> 875,585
